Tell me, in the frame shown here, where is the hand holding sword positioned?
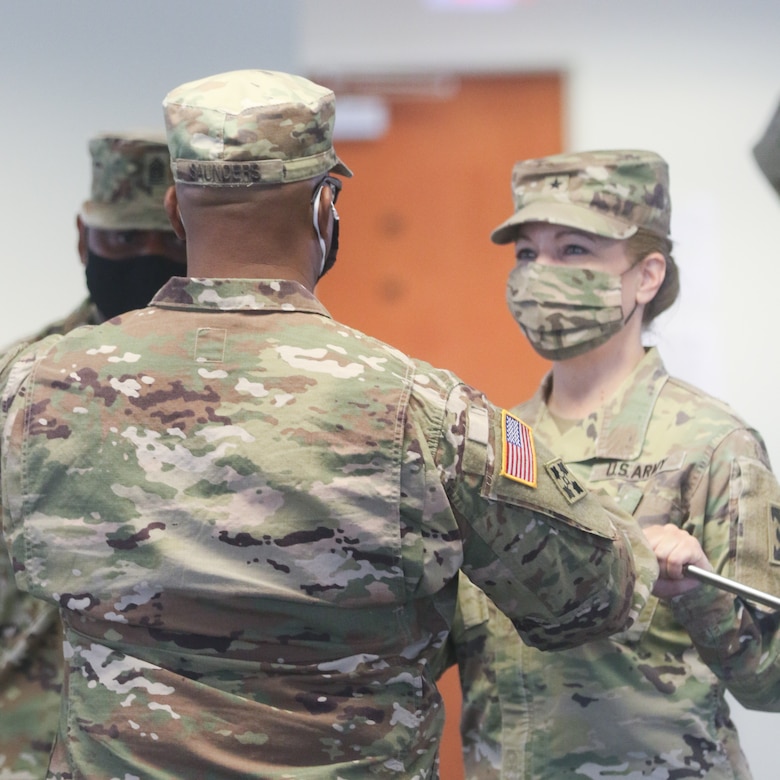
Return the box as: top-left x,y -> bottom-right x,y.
643,523 -> 780,609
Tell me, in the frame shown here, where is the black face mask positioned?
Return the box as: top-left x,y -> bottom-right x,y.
319,209 -> 340,278
85,251 -> 185,320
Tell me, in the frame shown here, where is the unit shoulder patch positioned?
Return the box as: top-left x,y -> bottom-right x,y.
545,458 -> 587,504
772,505 -> 780,565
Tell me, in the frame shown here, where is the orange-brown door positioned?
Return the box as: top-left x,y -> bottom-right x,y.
317,72 -> 563,779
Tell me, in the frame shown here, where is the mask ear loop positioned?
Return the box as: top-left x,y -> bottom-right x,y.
312,183 -> 328,276
623,301 -> 639,325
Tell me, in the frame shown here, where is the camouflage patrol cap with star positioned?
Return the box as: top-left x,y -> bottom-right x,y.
491,149 -> 671,244
162,69 -> 353,187
79,131 -> 174,232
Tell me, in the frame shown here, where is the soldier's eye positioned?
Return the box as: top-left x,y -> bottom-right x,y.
115,231 -> 139,246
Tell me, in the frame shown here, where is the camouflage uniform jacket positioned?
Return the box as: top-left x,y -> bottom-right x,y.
0,277 -> 640,780
453,347 -> 780,779
0,296 -> 100,780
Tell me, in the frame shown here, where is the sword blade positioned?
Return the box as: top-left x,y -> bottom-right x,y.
684,565 -> 780,611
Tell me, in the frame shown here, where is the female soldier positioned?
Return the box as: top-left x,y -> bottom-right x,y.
452,150 -> 780,779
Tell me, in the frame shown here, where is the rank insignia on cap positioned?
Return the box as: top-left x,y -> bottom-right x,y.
500,410 -> 537,487
545,458 -> 586,504
146,153 -> 169,187
543,174 -> 569,193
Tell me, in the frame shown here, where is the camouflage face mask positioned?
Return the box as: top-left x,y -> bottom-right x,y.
506,262 -> 631,361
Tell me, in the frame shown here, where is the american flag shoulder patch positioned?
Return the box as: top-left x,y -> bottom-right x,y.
500,410 -> 537,487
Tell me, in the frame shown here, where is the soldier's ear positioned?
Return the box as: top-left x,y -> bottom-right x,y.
164,186 -> 186,240
76,215 -> 88,267
636,252 -> 666,305
315,180 -> 334,245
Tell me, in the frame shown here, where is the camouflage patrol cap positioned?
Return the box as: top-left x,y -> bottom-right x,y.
491,149 -> 671,244
79,131 -> 174,232
162,69 -> 353,187
753,100 -> 780,197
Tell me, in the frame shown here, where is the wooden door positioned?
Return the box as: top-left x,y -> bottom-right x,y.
317,72 -> 563,779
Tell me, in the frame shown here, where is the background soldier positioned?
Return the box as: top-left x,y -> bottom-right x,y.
0,131 -> 183,778
12,131 -> 186,345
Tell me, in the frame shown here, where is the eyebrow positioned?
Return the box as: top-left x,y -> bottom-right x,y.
515,227 -> 600,243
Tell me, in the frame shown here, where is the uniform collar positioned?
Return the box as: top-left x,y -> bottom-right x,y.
522,347 -> 669,462
150,277 -> 332,318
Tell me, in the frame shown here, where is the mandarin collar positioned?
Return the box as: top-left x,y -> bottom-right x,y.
521,347 -> 669,462
150,277 -> 332,317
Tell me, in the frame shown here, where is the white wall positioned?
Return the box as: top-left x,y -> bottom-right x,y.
300,1 -> 780,776
1,0 -> 778,775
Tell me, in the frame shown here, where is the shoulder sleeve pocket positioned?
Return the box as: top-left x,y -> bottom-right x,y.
733,456 -> 780,597
478,408 -> 617,542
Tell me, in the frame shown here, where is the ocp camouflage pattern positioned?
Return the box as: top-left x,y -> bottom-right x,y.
0,300 -> 102,780
505,262 -> 625,360
163,70 -> 352,186
491,149 -> 670,244
79,132 -> 174,232
0,277 -> 641,779
452,348 -> 780,779
0,555 -> 61,780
